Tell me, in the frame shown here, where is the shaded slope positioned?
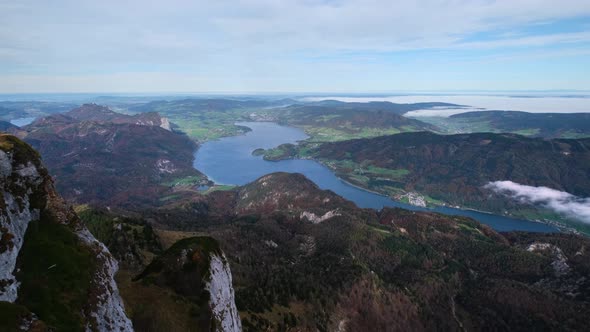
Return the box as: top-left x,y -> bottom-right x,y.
302,132 -> 590,216
19,105 -> 206,207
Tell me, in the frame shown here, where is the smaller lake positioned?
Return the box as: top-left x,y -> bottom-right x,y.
194,122 -> 558,233
10,117 -> 36,127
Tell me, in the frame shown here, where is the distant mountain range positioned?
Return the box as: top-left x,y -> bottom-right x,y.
0,120 -> 17,132
0,101 -> 78,121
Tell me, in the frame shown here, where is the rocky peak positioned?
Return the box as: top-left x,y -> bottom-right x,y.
236,172 -> 355,215
134,236 -> 241,331
0,135 -> 47,302
0,134 -> 133,331
66,104 -> 172,131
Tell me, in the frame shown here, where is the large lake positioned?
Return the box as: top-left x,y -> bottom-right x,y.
194,122 -> 558,233
10,117 -> 36,127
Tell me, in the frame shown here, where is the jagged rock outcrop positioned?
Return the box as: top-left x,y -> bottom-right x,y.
0,134 -> 133,331
0,138 -> 43,302
207,252 -> 242,332
128,236 -> 242,331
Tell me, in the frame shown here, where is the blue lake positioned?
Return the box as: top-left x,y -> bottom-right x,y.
10,117 -> 36,127
194,122 -> 558,233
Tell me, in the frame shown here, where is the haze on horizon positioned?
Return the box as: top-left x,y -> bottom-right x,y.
1,0 -> 590,93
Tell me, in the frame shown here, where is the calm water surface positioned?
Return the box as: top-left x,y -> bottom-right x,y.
10,117 -> 36,127
194,122 -> 558,233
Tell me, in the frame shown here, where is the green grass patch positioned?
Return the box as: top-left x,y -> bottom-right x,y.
16,220 -> 95,332
163,175 -> 205,187
202,185 -> 236,195
364,165 -> 409,179
160,194 -> 181,202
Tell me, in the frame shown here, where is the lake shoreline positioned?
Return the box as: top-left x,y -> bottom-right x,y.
193,121 -> 559,233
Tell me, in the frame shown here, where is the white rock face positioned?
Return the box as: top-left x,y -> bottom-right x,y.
160,117 -> 172,131
206,253 -> 242,332
73,229 -> 133,332
0,147 -> 133,330
77,229 -> 134,332
300,210 -> 340,224
156,159 -> 177,174
527,242 -> 571,277
0,151 -> 41,302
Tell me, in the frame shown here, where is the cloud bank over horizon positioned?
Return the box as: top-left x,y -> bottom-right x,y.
485,180 -> 590,224
305,95 -> 590,115
1,1 -> 590,92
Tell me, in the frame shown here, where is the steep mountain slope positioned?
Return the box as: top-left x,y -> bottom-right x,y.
308,131 -> 590,197
18,104 -> 207,207
131,172 -> 590,331
0,134 -> 133,331
124,236 -> 241,331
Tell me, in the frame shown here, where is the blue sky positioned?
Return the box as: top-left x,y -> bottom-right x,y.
1,0 -> 590,93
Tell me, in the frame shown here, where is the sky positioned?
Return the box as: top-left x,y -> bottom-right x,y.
1,0 -> 590,93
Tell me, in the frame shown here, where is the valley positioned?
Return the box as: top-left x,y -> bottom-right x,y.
260,130 -> 590,235
4,2 -> 590,331
195,122 -> 557,233
1,97 -> 589,331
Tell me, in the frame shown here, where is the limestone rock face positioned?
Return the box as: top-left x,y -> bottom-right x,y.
132,236 -> 242,331
0,147 -> 43,302
206,252 -> 242,332
0,134 -> 133,331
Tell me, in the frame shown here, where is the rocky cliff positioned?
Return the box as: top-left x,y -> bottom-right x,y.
206,252 -> 242,332
0,134 -> 133,331
125,236 -> 242,331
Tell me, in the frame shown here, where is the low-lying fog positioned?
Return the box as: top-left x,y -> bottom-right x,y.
305,95 -> 590,117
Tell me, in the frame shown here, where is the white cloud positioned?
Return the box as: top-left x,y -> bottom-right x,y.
1,0 -> 590,64
485,180 -> 590,224
1,0 -> 590,92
